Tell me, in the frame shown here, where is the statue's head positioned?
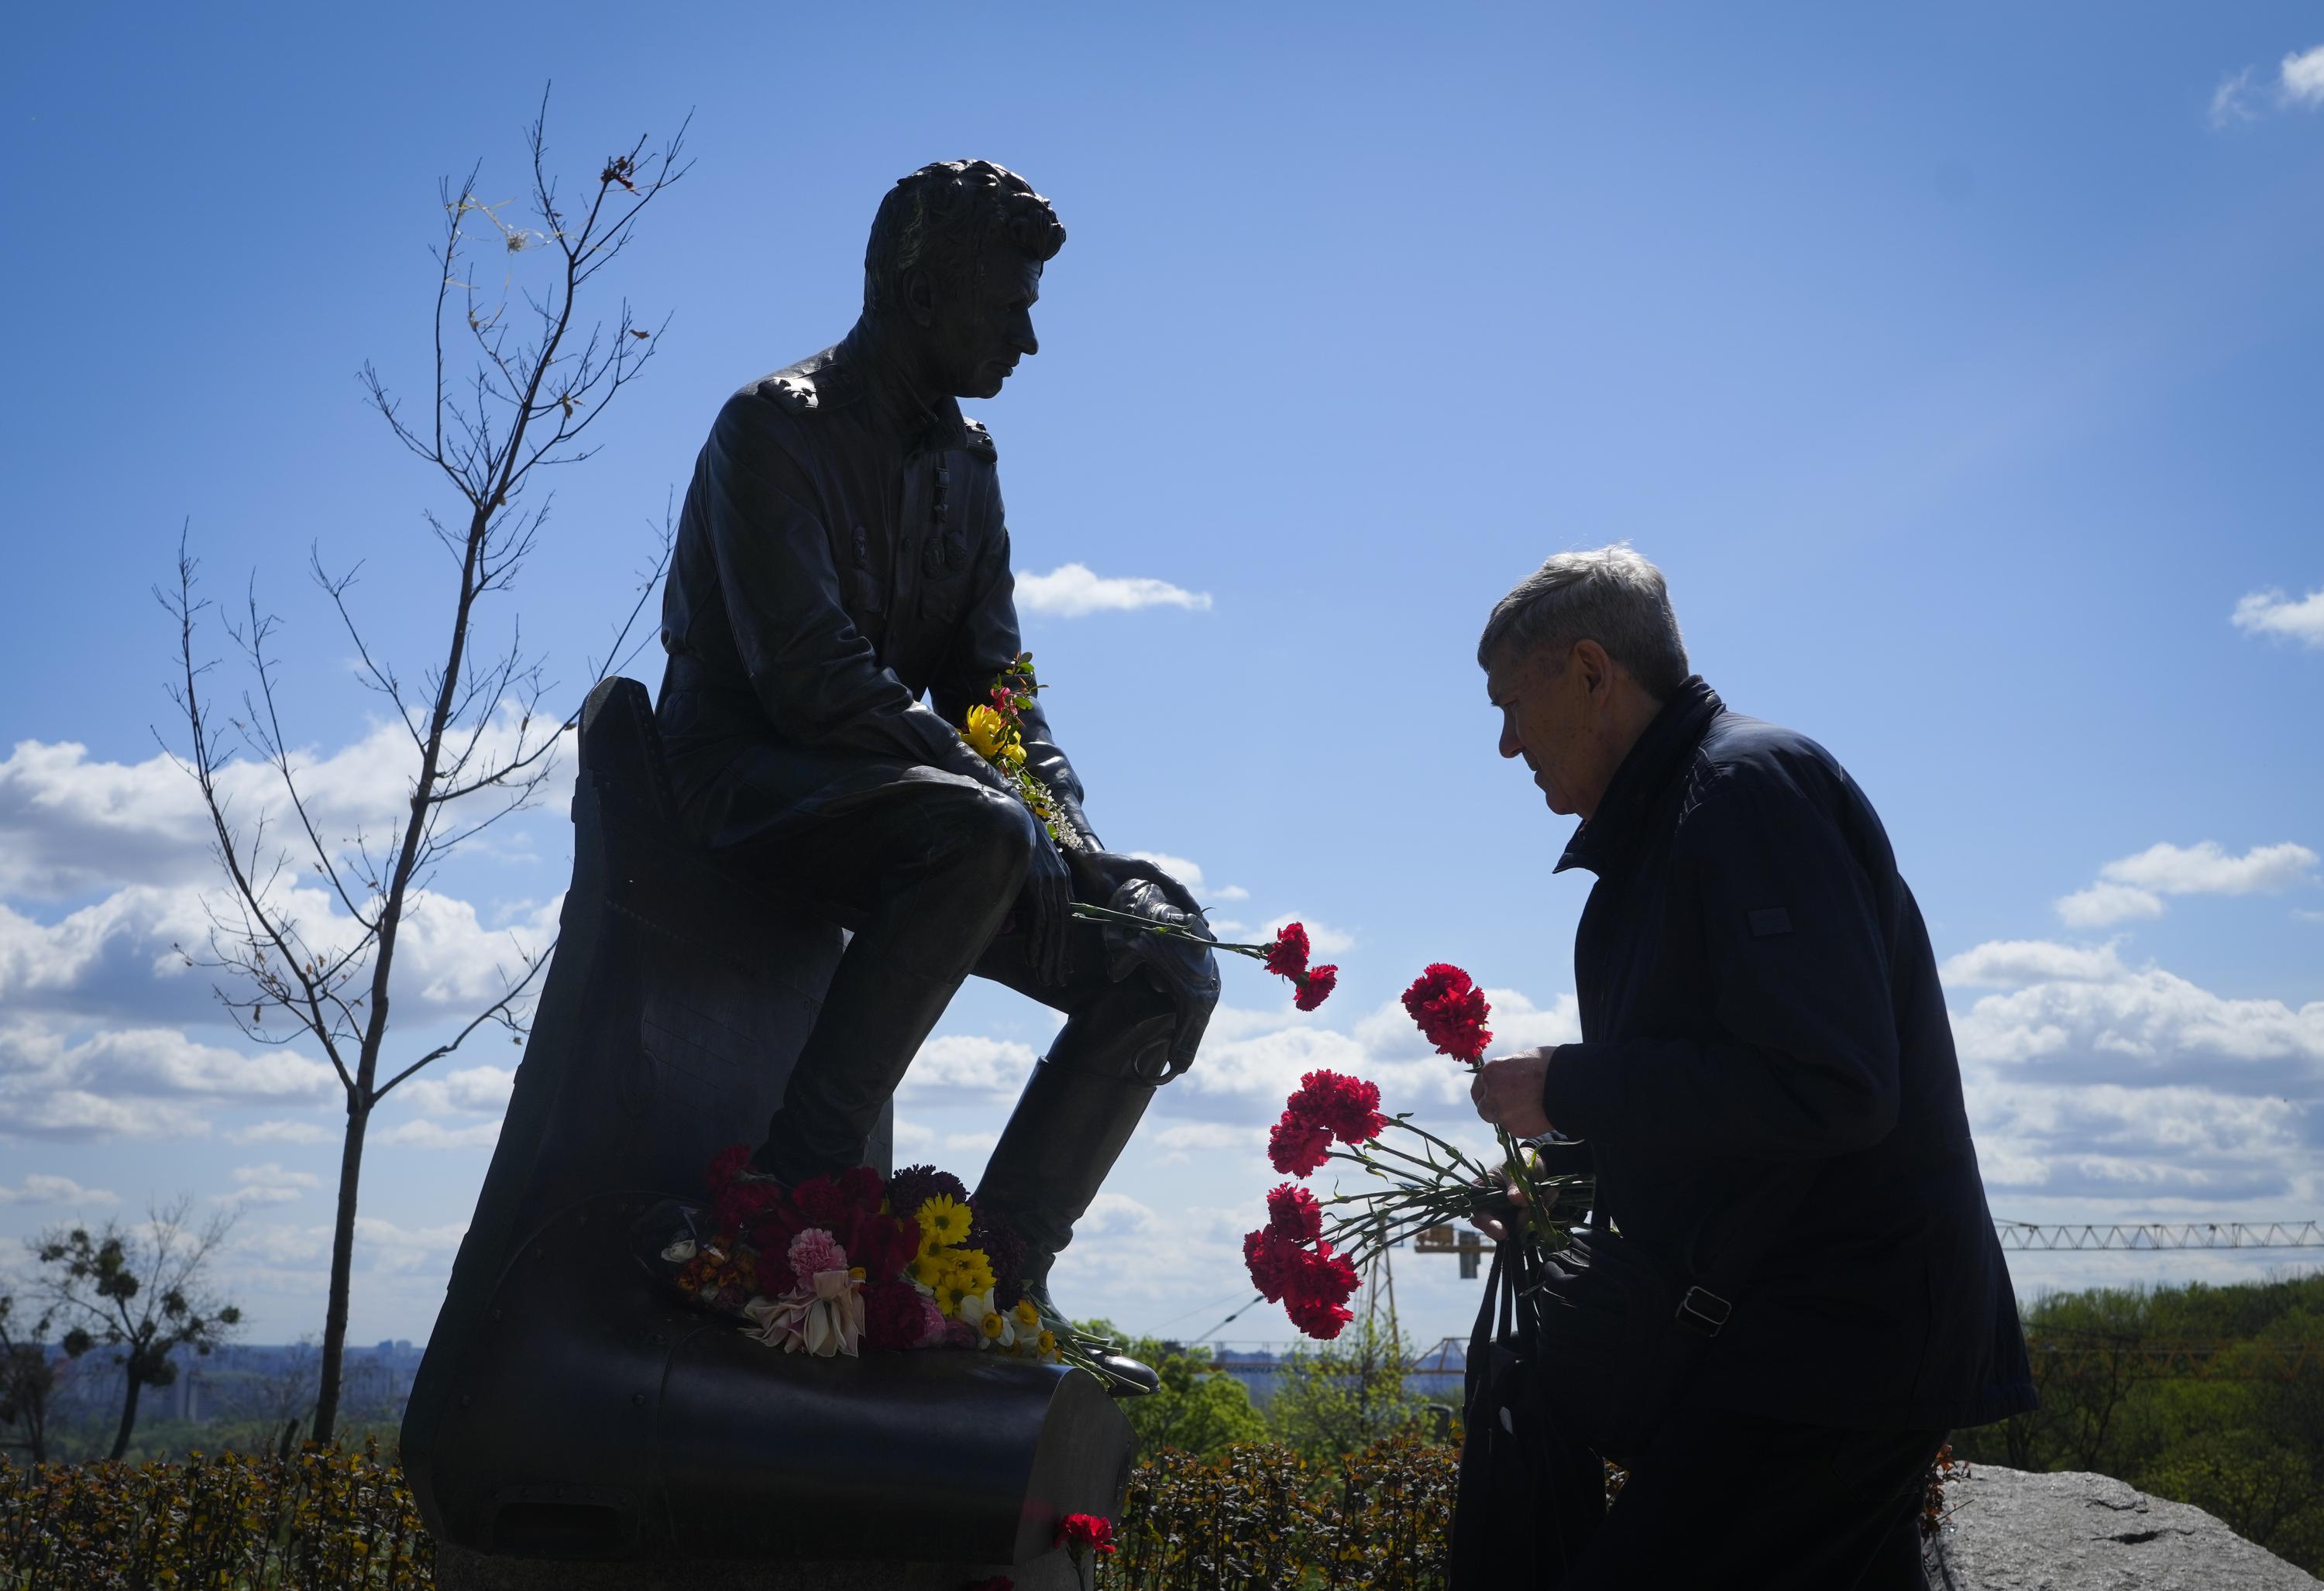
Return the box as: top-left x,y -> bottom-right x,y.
863,160 -> 1066,400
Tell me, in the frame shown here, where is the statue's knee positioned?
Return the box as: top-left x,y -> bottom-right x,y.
927,783 -> 1036,890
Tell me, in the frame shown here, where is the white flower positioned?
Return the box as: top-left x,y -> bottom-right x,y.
957,1288 -> 1014,1349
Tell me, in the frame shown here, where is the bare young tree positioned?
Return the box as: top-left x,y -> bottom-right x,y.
156,91 -> 688,1444
29,1200 -> 242,1462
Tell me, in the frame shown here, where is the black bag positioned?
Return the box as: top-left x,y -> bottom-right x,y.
1449,1240 -> 1607,1588
1528,1163 -> 1820,1467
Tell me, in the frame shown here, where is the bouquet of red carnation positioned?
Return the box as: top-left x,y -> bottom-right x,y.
1239,964 -> 1591,1339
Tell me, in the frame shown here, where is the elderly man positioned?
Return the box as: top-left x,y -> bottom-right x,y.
655,160 -> 1215,1388
1466,546 -> 2033,1585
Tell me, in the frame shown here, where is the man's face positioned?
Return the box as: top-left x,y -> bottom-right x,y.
1487,644 -> 1599,817
926,242 -> 1043,400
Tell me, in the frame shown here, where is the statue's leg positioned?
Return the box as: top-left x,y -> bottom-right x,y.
973,930 -> 1212,1390
733,777 -> 1039,1185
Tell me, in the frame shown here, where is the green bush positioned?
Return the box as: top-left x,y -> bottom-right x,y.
0,1441 -> 430,1589
1102,1436 -> 1457,1590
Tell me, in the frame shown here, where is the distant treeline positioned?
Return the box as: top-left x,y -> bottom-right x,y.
1951,1271 -> 2324,1572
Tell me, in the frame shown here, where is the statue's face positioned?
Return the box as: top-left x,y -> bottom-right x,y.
924,242 -> 1043,400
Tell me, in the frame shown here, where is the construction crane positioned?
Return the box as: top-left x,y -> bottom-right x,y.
1408,1220 -> 2324,1272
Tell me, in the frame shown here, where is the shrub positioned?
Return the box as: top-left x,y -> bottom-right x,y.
0,1440 -> 430,1589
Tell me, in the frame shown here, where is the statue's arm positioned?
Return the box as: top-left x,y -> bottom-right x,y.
703,396 -> 1000,785
930,524 -> 1101,850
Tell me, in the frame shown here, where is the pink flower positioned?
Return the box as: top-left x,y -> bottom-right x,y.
787,1226 -> 847,1286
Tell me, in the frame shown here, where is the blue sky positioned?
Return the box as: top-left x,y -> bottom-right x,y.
3,4 -> 2321,1352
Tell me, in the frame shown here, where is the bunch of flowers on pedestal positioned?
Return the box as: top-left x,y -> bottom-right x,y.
1242,965 -> 1591,1339
660,1149 -> 1064,1366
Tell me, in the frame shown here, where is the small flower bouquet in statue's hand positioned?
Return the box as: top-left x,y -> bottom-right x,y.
959,655 -> 1336,1012
1242,964 -> 1593,1339
660,1150 -> 1068,1367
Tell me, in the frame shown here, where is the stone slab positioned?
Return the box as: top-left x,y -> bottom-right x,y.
1927,1466 -> 2320,1590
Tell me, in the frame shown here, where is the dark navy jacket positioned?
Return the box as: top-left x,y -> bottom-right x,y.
1538,679 -> 2035,1431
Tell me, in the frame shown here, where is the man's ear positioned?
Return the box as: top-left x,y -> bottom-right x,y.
1573,639 -> 1617,699
902,267 -> 938,328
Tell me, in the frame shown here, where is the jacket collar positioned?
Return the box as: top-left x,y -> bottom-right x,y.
1554,676 -> 1724,876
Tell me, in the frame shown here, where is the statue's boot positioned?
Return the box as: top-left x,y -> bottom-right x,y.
978,992 -> 1178,1397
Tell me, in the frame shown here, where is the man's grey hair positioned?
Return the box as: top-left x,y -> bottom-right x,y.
1477,545 -> 1691,699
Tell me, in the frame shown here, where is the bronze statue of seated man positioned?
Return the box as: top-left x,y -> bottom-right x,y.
655,159 -> 1215,1390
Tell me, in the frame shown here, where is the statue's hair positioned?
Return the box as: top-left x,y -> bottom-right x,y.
1477,544 -> 1691,699
863,160 -> 1066,314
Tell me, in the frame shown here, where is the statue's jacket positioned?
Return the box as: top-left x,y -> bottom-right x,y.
656,332 -> 1091,847
1540,678 -> 2038,1431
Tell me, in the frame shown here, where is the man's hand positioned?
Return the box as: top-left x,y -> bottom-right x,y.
1068,850 -> 1204,917
1469,1168 -> 1528,1244
1470,1047 -> 1556,1139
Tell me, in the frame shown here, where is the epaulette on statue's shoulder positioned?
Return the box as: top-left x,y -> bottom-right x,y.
963,417 -> 996,460
759,373 -> 820,415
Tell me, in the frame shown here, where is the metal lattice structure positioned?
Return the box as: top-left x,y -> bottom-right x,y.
1995,1221 -> 2324,1252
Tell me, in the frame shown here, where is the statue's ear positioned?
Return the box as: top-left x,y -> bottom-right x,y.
901,265 -> 939,328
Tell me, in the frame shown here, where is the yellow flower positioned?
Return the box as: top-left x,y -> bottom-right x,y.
1037,1329 -> 1059,1360
941,1247 -> 995,1300
1003,743 -> 1027,767
980,1311 -> 1007,1341
907,1253 -> 945,1288
1012,1298 -> 1041,1330
964,706 -> 1010,761
918,1194 -> 973,1249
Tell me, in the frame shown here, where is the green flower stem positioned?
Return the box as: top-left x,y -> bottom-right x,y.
1065,902 -> 1273,956
1380,1117 -> 1495,1179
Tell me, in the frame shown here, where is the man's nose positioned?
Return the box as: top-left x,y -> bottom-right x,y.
1012,315 -> 1038,357
1498,722 -> 1523,761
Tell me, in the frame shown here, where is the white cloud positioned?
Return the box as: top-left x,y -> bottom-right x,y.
0,1020 -> 335,1140
2054,882 -> 2164,928
2102,840 -> 2318,895
896,1035 -> 1038,1098
2052,840 -> 2318,926
1015,563 -> 1212,618
2283,44 -> 2324,107
1150,1120 -> 1262,1164
2211,67 -> 2259,129
2232,587 -> 2324,648
1945,940 -> 2324,1210
1124,851 -> 1248,904
377,1118 -> 500,1150
1942,939 -> 2130,988
228,1119 -> 332,1146
0,1172 -> 118,1206
395,1065 -> 516,1118
218,1162 -> 321,1207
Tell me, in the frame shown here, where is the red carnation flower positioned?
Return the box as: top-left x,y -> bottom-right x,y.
1267,1112 -> 1333,1177
706,1143 -> 751,1192
1265,1182 -> 1322,1244
1293,964 -> 1338,1012
1057,1513 -> 1117,1558
1402,963 -> 1494,1064
1285,1070 -> 1386,1146
1243,1229 -> 1295,1299
1263,923 -> 1311,980
1286,1293 -> 1355,1340
861,1280 -> 932,1350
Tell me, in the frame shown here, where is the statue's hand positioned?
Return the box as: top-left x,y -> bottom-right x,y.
1069,850 -> 1203,918
1021,835 -> 1074,987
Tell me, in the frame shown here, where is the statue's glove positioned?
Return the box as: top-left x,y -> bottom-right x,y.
1088,872 -> 1219,1082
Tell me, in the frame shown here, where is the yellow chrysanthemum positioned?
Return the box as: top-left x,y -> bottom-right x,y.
980,1311 -> 1007,1341
1003,743 -> 1027,767
1012,1298 -> 1041,1330
940,1247 -> 995,1301
907,1253 -> 945,1288
918,1194 -> 973,1249
964,706 -> 1010,761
